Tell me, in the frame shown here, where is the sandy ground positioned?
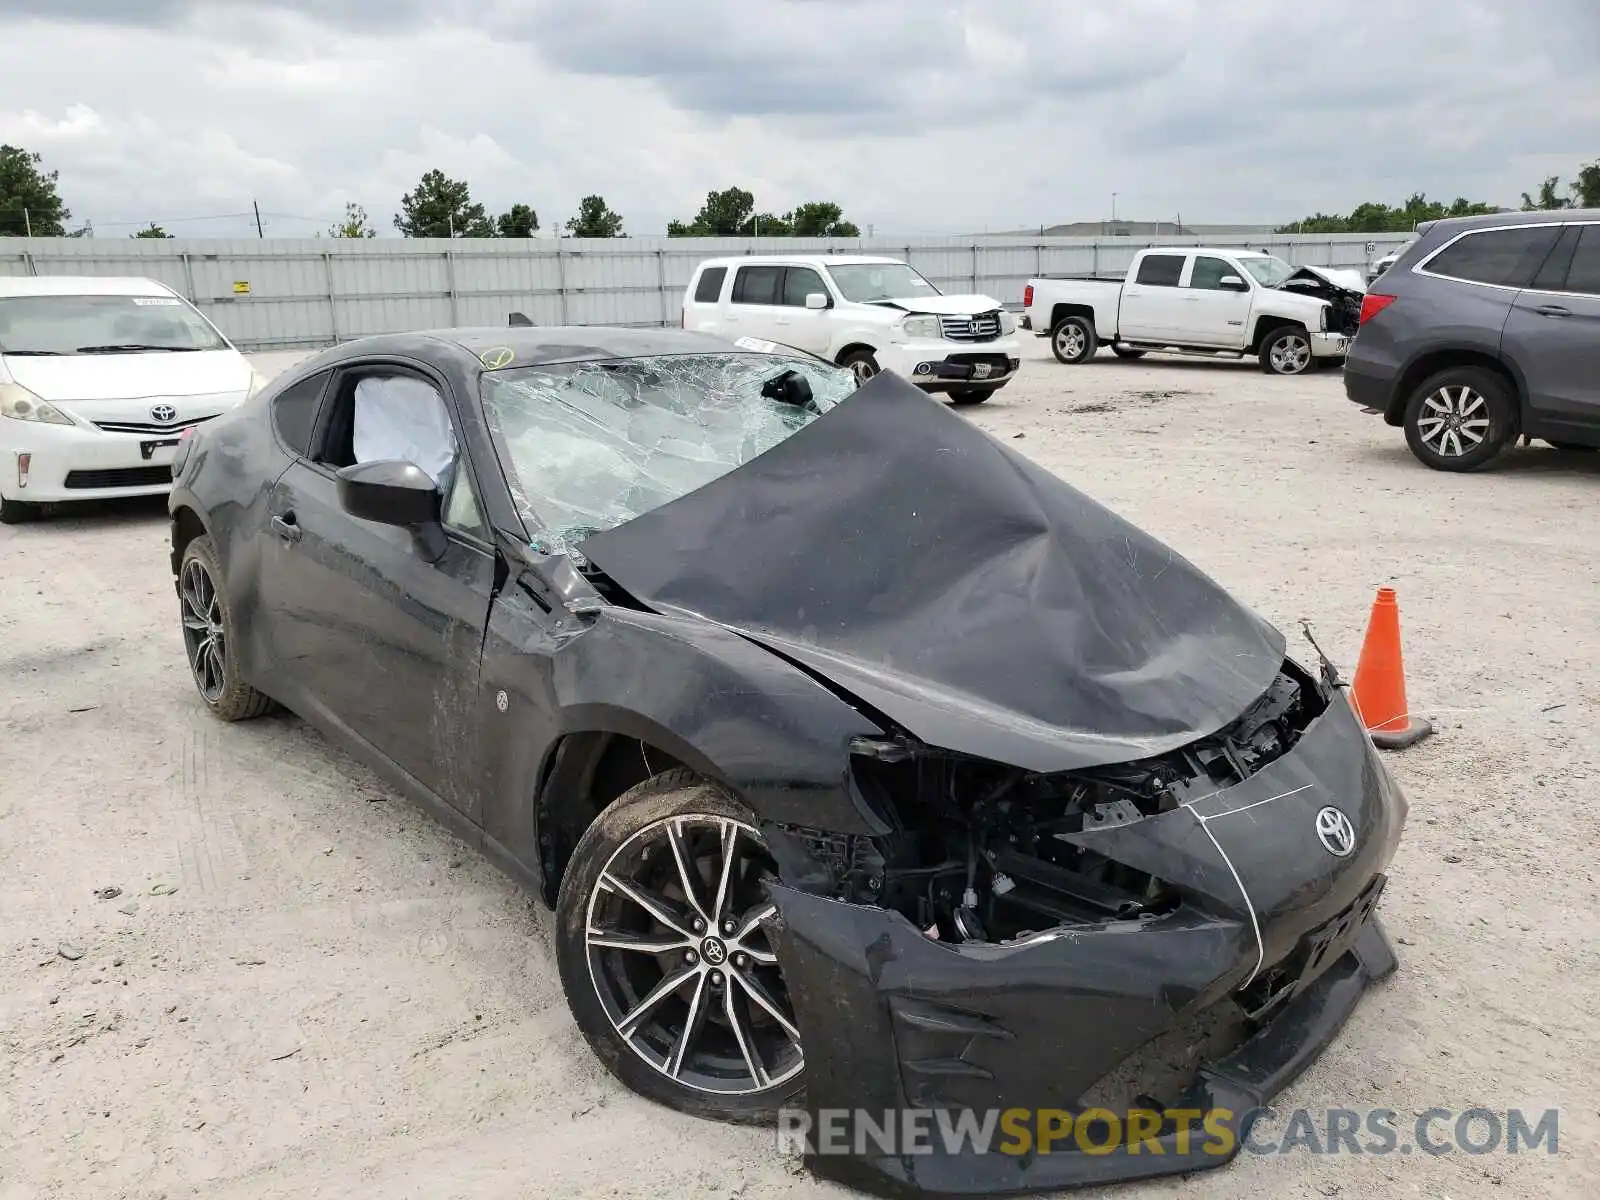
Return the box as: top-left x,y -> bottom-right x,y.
2,336 -> 1597,1200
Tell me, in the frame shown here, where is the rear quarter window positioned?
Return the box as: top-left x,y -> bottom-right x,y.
693,266 -> 727,304
271,370 -> 331,457
1134,254 -> 1185,287
1422,226 -> 1562,288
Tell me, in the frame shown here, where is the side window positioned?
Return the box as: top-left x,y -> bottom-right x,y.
1562,225 -> 1600,295
442,460 -> 490,539
782,267 -> 828,307
1134,254 -> 1185,287
315,370 -> 457,490
1530,225 -> 1580,291
693,266 -> 727,303
270,370 -> 331,457
731,265 -> 783,305
1423,226 -> 1562,288
1187,256 -> 1237,290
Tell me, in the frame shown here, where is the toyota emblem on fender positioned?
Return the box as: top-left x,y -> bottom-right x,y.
150,404 -> 178,423
1315,806 -> 1356,857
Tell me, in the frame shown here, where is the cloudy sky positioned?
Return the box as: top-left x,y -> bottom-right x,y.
1,0 -> 1595,238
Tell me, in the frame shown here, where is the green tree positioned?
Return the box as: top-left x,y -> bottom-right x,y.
1521,175 -> 1572,211
329,202 -> 377,238
496,203 -> 539,237
394,169 -> 493,237
787,201 -> 860,237
745,212 -> 791,236
1277,192 -> 1496,233
132,223 -> 171,238
0,144 -> 70,236
1568,161 -> 1599,208
668,186 -> 755,236
566,194 -> 624,238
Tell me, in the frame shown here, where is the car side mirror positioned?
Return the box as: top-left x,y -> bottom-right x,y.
805,292 -> 830,310
760,368 -> 814,407
1219,275 -> 1249,291
336,460 -> 447,561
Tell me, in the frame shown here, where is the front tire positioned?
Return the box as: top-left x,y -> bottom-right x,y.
839,349 -> 880,384
555,770 -> 806,1122
178,535 -> 274,721
0,497 -> 41,525
1402,367 -> 1516,472
1259,326 -> 1314,375
1051,316 -> 1097,364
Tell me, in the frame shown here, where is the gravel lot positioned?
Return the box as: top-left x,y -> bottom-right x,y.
2,334 -> 1596,1200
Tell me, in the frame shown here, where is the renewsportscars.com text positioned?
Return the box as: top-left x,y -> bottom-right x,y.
777,1106 -> 1559,1158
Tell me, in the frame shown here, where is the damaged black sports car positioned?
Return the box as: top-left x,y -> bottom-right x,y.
168,325 -> 1406,1197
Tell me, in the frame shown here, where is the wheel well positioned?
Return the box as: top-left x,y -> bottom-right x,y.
170,505 -> 206,576
1386,350 -> 1521,427
534,732 -> 689,906
1048,303 -> 1095,331
834,342 -> 878,365
1248,316 -> 1306,353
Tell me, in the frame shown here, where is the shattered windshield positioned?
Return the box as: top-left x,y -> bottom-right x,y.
480,352 -> 858,554
1239,256 -> 1296,288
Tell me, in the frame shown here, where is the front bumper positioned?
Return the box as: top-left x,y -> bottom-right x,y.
1,420 -> 186,503
877,338 -> 1023,393
1310,332 -> 1350,359
768,689 -> 1406,1197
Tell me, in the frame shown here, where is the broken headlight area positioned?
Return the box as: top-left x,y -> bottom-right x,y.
774,659 -> 1328,946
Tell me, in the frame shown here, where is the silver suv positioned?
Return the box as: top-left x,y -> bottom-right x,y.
1344,209 -> 1600,470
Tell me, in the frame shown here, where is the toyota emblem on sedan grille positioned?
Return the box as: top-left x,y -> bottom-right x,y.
150,404 -> 178,423
1315,806 -> 1356,857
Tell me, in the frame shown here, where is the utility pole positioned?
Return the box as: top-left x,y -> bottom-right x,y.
253,200 -> 264,238
1112,192 -> 1118,225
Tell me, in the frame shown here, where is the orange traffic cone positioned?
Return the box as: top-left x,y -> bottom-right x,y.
1350,587 -> 1433,749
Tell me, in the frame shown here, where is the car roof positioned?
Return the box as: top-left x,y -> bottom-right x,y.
0,275 -> 180,298
313,324 -> 784,371
693,255 -> 903,269
1415,207 -> 1600,236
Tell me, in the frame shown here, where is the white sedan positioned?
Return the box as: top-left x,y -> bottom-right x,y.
0,276 -> 265,523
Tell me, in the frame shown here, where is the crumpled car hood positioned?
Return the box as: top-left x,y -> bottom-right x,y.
1281,265 -> 1367,298
579,372 -> 1287,774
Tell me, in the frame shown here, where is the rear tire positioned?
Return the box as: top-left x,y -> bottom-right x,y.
1050,316 -> 1097,364
947,388 -> 995,406
1402,367 -> 1516,472
0,497 -> 41,525
1259,326 -> 1314,375
178,535 -> 275,721
555,769 -> 806,1123
1111,346 -> 1146,360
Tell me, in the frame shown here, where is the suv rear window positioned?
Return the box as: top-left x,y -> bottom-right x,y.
732,266 -> 783,305
1134,255 -> 1184,287
1423,226 -> 1562,288
692,267 -> 726,304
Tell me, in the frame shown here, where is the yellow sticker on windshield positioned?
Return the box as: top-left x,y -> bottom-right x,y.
480,346 -> 514,370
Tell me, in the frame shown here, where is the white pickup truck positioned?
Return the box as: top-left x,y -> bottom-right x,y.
1022,247 -> 1365,376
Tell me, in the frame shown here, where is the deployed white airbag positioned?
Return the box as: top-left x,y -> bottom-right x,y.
352,375 -> 457,484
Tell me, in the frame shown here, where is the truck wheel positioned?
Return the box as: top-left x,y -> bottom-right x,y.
839,349 -> 880,383
1111,346 -> 1146,360
1259,326 -> 1313,375
1402,367 -> 1516,472
1051,316 -> 1096,364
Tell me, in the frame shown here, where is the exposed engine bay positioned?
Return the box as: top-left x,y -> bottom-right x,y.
777,659 -> 1329,945
1275,266 -> 1365,337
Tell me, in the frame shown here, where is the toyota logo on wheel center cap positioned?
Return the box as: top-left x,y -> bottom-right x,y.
1315,806 -> 1356,857
150,404 -> 178,423
699,936 -> 727,965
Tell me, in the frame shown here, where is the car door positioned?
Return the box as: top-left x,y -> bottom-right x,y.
256,357 -> 498,819
1502,221 -> 1600,432
1118,253 -> 1188,342
775,265 -> 834,354
719,264 -> 787,341
1180,254 -> 1254,348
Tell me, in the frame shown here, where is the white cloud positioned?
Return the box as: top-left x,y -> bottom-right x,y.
0,0 -> 1595,238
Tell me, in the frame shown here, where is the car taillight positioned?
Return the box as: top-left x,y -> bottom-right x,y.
1023,284 -> 1034,308
1359,293 -> 1397,326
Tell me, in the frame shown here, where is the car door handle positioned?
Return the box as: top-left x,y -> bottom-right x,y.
271,513 -> 301,543
1533,304 -> 1572,318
